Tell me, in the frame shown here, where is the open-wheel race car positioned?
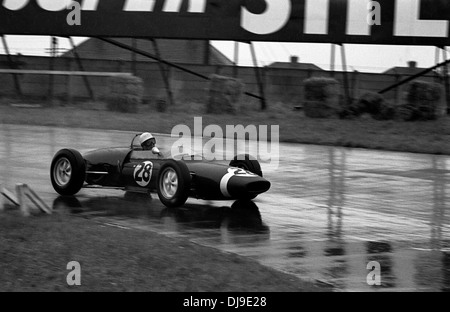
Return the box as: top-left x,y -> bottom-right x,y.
50,133 -> 271,208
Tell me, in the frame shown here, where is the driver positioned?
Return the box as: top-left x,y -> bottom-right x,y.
140,132 -> 163,156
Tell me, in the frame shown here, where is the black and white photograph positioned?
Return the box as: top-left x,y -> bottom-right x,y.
0,0 -> 449,299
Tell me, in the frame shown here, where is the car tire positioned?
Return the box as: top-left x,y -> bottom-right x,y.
50,149 -> 86,196
156,160 -> 191,208
229,154 -> 263,177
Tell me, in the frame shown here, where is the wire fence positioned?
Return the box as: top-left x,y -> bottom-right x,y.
0,36 -> 447,109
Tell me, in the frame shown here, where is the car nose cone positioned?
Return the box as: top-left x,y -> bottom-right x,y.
227,176 -> 271,198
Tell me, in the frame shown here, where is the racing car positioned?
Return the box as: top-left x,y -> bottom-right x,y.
50,133 -> 271,208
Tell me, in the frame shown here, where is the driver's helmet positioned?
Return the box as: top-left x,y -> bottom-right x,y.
139,132 -> 156,149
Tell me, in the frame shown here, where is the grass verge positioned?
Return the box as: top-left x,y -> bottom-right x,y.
0,210 -> 324,292
1,100 -> 449,155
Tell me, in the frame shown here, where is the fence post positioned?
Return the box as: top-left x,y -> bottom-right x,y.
1,184 -> 20,212
24,184 -> 52,214
16,183 -> 30,217
249,42 -> 267,110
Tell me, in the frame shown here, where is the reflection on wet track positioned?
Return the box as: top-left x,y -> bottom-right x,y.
53,194 -> 270,239
1,124 -> 450,291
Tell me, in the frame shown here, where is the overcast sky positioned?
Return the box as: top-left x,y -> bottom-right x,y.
0,35 -> 446,73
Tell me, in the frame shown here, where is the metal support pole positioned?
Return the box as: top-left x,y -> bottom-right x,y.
47,36 -> 57,105
330,44 -> 336,77
379,58 -> 450,94
150,38 -> 175,106
1,35 -> 23,97
203,40 -> 210,65
68,37 -> 95,100
442,47 -> 450,115
435,46 -> 441,83
233,41 -> 239,78
131,38 -> 137,76
249,42 -> 267,110
435,46 -> 440,64
340,44 -> 351,105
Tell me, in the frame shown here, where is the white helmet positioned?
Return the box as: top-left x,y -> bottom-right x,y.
139,132 -> 154,145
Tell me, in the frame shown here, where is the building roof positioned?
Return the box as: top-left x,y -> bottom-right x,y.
63,38 -> 233,66
267,56 -> 323,71
383,61 -> 430,76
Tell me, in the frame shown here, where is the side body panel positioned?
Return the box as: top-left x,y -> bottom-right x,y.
83,147 -> 131,187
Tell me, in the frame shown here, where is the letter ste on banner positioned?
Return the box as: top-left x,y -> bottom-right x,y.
1,0 -> 450,46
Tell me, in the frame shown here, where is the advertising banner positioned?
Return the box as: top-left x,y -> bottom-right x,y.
1,0 -> 449,45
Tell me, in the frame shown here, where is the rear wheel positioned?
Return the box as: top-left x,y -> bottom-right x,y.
50,149 -> 86,196
156,160 -> 191,208
229,154 -> 263,177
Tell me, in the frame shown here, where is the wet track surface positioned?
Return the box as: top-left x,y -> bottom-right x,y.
1,123 -> 450,291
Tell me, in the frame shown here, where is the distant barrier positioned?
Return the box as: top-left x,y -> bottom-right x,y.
0,184 -> 19,210
0,69 -> 133,103
0,69 -> 132,77
1,183 -> 51,217
0,55 -> 443,108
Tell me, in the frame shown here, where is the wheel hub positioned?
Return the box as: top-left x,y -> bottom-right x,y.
160,168 -> 178,199
54,157 -> 72,187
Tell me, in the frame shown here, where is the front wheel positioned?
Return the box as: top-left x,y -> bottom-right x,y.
50,149 -> 86,196
156,160 -> 191,208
